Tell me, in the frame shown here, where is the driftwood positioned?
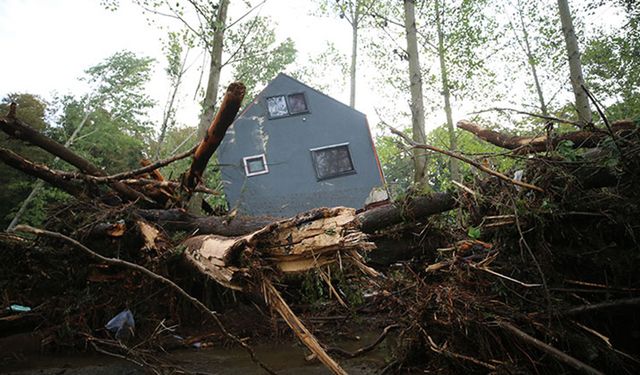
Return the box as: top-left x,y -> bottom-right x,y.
457,119 -> 637,153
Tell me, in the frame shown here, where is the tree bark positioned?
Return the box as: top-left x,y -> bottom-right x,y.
557,0 -> 592,126
184,82 -> 246,191
139,192 -> 458,237
435,0 -> 460,182
197,0 -> 230,140
457,119 -> 636,153
403,0 -> 428,186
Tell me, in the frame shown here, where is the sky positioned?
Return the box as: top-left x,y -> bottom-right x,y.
0,0 -> 624,140
0,0 -> 378,133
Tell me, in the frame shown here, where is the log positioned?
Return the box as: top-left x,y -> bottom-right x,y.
0,114 -> 150,203
138,192 -> 459,237
183,82 -> 246,191
457,119 -> 637,153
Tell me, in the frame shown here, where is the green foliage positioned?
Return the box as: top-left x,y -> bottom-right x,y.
467,226 -> 481,239
0,94 -> 55,228
227,16 -> 297,101
583,3 -> 640,120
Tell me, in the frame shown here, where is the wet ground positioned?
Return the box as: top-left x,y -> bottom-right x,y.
3,337 -> 390,374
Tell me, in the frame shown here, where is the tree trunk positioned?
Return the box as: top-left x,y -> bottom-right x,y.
515,0 -> 549,115
557,0 -> 592,126
139,192 -> 458,237
156,49 -> 189,159
435,0 -> 460,182
349,2 -> 359,108
403,0 -> 428,186
197,0 -> 230,140
184,82 -> 246,192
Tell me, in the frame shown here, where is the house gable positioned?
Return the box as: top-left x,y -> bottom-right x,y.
218,73 -> 384,217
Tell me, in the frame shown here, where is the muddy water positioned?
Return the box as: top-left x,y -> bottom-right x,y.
3,339 -> 389,374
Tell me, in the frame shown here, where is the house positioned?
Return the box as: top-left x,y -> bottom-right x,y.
217,73 -> 386,217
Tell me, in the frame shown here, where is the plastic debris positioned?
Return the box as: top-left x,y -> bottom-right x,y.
105,309 -> 135,340
7,304 -> 31,312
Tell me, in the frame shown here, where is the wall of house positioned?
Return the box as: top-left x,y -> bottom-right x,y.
217,74 -> 385,217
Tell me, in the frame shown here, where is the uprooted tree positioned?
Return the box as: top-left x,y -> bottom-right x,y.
1,81 -> 640,374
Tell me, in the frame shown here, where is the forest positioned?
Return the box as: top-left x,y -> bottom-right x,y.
1,0 -> 639,374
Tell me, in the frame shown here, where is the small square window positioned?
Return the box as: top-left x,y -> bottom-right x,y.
243,154 -> 269,176
310,143 -> 355,180
266,96 -> 288,118
287,93 -> 308,114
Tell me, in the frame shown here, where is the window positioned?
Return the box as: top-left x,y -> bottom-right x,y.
243,154 -> 269,177
310,143 -> 355,180
287,93 -> 308,114
266,96 -> 288,118
266,93 -> 308,118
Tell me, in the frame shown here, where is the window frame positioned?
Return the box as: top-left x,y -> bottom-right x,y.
265,92 -> 309,119
309,142 -> 356,181
243,154 -> 269,177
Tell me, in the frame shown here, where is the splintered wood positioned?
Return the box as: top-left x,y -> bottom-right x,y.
183,207 -> 377,375
183,207 -> 377,290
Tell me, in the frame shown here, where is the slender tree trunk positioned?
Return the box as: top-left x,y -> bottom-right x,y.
197,0 -> 230,140
7,109 -> 91,230
516,0 -> 548,116
435,0 -> 459,182
403,0 -> 427,186
156,49 -> 190,159
349,3 -> 359,108
557,0 -> 591,126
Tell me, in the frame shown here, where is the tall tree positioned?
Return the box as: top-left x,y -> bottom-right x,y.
314,0 -> 374,108
403,0 -> 428,186
156,31 -> 192,159
557,0 -> 592,126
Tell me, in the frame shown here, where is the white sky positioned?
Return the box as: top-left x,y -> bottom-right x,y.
0,0 -> 623,139
0,0 -> 384,133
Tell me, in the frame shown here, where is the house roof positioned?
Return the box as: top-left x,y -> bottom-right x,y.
236,72 -> 366,119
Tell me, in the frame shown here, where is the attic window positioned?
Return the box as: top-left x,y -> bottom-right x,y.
266,93 -> 308,118
243,154 -> 269,177
310,143 -> 355,180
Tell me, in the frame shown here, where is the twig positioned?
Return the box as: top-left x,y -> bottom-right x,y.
12,225 -> 278,375
471,265 -> 542,288
66,145 -> 197,183
470,107 -> 582,126
559,297 -> 640,316
327,324 -> 399,358
581,84 -> 625,158
388,125 -> 544,192
495,321 -> 605,375
121,178 -> 219,195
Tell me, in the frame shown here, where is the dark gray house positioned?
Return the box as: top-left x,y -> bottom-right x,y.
217,73 -> 386,217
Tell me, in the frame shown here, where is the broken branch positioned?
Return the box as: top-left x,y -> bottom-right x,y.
183,82 -> 246,191
389,126 -> 544,192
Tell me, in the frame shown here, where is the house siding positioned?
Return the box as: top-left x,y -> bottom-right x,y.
218,74 -> 384,217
